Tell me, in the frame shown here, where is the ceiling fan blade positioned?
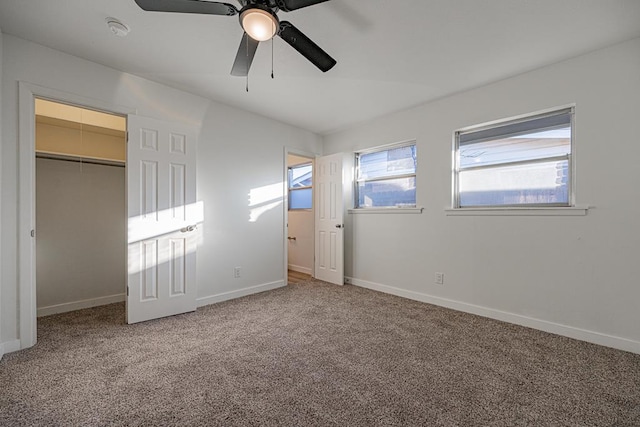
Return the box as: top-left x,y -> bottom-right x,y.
134,0 -> 238,15
278,21 -> 336,72
231,33 -> 260,76
276,0 -> 330,12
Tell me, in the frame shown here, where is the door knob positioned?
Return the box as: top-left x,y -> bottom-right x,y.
180,224 -> 197,233
335,224 -> 343,229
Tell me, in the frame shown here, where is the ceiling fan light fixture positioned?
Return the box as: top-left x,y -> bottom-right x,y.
240,7 -> 278,42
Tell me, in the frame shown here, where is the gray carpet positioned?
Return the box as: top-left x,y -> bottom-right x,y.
1,279 -> 639,426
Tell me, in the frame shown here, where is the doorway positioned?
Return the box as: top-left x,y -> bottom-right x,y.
18,82 -> 137,349
284,150 -> 315,285
19,83 -> 201,349
34,99 -> 127,318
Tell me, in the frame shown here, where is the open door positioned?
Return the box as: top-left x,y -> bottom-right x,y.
314,153 -> 350,285
127,115 -> 199,324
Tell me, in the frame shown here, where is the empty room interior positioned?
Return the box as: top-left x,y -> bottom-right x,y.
1,1 -> 640,425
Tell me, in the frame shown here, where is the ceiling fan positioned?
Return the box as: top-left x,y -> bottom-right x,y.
133,0 -> 336,76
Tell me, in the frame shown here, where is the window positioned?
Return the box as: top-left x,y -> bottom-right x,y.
454,108 -> 573,208
355,142 -> 417,208
288,162 -> 313,209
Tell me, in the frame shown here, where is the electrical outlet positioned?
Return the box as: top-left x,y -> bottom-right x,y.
234,267 -> 241,278
435,272 -> 444,285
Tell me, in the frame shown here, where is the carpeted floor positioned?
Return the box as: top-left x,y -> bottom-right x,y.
1,279 -> 639,426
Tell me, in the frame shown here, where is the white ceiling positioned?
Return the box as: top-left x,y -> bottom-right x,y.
1,0 -> 640,135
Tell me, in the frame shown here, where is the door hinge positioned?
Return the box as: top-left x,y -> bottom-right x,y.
30,229 -> 35,238
127,286 -> 129,297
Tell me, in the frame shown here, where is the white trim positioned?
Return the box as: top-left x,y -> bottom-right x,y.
0,340 -> 22,359
18,82 -> 136,351
354,141 -> 418,211
347,276 -> 640,355
37,293 -> 126,317
349,207 -> 423,215
287,264 -> 313,275
18,82 -> 38,349
445,206 -> 589,216
197,280 -> 285,307
452,104 -> 577,211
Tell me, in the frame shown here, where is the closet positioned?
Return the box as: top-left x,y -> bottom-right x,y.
35,99 -> 127,316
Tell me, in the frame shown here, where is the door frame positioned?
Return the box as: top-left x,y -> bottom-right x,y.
282,147 -> 317,286
17,82 -> 135,349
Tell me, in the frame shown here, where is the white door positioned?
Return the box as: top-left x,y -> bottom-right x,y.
127,115 -> 199,324
315,153 -> 346,285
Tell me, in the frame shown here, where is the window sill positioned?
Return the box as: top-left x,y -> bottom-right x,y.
445,206 -> 589,216
349,207 -> 424,215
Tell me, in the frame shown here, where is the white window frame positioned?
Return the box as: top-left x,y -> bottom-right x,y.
288,162 -> 313,210
353,140 -> 418,211
452,106 -> 577,211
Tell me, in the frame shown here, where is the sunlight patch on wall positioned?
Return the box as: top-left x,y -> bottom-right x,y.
248,182 -> 283,222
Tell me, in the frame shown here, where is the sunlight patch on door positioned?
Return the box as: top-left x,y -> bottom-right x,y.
128,201 -> 203,244
127,201 -> 203,276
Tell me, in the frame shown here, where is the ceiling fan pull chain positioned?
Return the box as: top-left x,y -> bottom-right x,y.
271,38 -> 274,79
246,35 -> 250,92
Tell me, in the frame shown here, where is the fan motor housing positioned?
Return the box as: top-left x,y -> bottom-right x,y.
239,3 -> 280,21
239,4 -> 280,40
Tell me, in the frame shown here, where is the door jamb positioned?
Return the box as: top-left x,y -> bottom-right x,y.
283,147 -> 317,286
18,82 -> 135,349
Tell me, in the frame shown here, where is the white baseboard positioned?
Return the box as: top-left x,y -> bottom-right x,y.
288,264 -> 312,275
0,339 -> 22,359
347,276 -> 640,355
37,293 -> 126,317
197,280 -> 285,308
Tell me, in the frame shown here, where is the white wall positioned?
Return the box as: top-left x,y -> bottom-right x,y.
323,37 -> 640,353
36,158 -> 126,315
287,154 -> 314,275
1,34 -> 322,350
287,211 -> 313,274
195,108 -> 321,304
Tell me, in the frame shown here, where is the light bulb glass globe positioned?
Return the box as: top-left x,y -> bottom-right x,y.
241,9 -> 277,42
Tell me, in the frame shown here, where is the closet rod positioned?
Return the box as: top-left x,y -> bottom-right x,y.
36,153 -> 125,168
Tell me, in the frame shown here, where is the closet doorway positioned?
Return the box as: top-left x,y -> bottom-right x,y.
35,99 -> 127,317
